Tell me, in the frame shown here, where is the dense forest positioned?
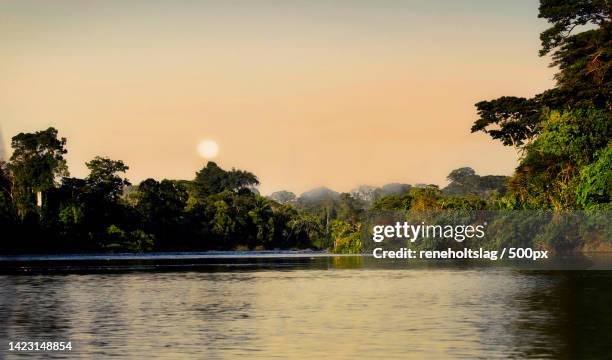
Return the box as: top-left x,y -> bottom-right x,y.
0,132 -> 507,254
0,0 -> 610,254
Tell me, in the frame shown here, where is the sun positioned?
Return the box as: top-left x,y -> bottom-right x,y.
197,139 -> 219,159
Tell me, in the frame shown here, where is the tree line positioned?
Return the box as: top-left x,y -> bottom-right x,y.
0,137 -> 326,253
0,125 -> 509,254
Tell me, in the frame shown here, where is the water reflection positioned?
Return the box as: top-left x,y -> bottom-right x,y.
1,261 -> 611,359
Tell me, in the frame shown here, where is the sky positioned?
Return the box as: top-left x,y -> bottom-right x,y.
0,0 -> 556,195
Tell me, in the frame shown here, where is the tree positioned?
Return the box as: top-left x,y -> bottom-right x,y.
576,147 -> 612,209
447,167 -> 476,184
8,127 -> 68,217
211,199 -> 236,243
372,193 -> 413,211
444,167 -> 507,198
286,214 -> 324,249
137,179 -> 187,220
409,186 -> 443,211
85,157 -> 130,203
100,224 -> 153,253
136,179 -> 188,245
331,220 -> 361,254
337,193 -> 365,223
538,0 -> 610,56
0,161 -> 16,226
471,96 -> 544,149
472,0 -> 611,149
55,177 -> 88,237
193,161 -> 259,199
247,196 -> 275,246
268,190 -> 296,204
506,110 -> 611,209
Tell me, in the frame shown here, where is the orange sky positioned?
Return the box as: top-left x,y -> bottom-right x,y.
0,0 -> 555,194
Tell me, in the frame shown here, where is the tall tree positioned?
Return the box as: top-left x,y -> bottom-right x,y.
8,127 -> 68,217
0,161 -> 15,223
268,190 -> 296,204
507,109 -> 610,209
472,0 -> 611,150
193,161 -> 259,199
539,0 -> 611,109
136,178 -> 188,245
444,167 -> 507,198
85,156 -> 130,203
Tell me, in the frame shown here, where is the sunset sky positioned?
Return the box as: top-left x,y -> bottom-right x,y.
0,0 -> 555,194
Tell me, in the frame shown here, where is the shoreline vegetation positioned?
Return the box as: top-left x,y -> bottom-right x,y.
0,0 -> 610,255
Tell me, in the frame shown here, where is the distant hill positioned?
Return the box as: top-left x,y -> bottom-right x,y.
298,187 -> 339,202
380,183 -> 412,196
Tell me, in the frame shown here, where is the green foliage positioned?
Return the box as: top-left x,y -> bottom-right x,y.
373,193 -> 413,211
409,186 -> 452,211
538,0 -> 610,55
576,146 -> 612,209
485,211 -> 607,253
548,28 -> 611,109
471,96 -> 545,148
0,162 -> 16,227
507,110 -> 611,209
373,184 -> 488,212
447,167 -> 476,182
473,0 -> 611,149
247,196 -> 275,246
337,193 -> 365,223
486,212 -> 551,249
8,127 -> 68,218
211,199 -> 235,241
135,178 -> 188,248
137,179 -> 187,220
285,213 -> 325,249
58,202 -> 84,229
8,127 -> 68,191
463,0 -> 612,254
533,213 -> 583,252
2,1 -> 609,254
268,190 -> 296,204
331,220 -> 361,254
193,161 -> 259,199
443,167 -> 508,198
85,157 -> 130,203
101,225 -> 154,253
439,195 -> 487,210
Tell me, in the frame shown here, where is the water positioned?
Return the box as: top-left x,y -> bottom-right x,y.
1,255 -> 611,359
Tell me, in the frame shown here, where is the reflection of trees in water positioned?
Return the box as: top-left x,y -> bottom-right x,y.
331,256 -> 363,269
508,271 -> 612,359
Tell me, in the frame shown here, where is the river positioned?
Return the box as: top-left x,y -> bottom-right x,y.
1,254 -> 611,359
